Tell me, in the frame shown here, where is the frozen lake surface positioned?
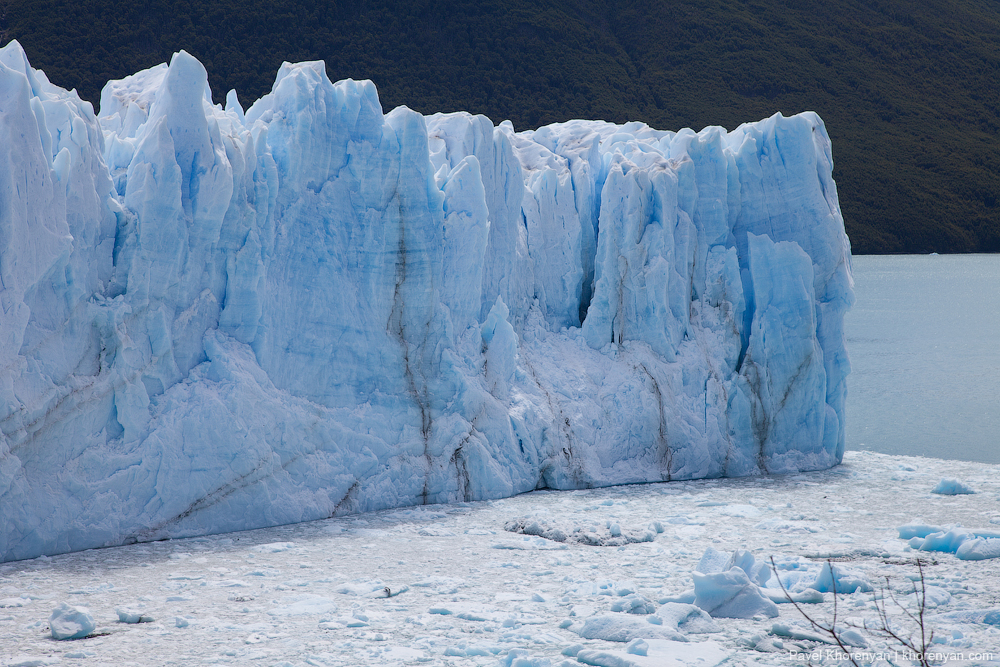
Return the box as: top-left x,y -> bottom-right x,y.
846,254 -> 1000,463
3,452 -> 1000,666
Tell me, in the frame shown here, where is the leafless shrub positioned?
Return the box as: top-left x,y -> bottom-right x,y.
770,557 -> 936,667
864,559 -> 935,667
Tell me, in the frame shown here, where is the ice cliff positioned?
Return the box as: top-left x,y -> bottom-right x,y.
0,44 -> 853,562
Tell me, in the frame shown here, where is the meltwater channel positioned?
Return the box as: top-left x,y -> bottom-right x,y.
846,253 -> 1000,464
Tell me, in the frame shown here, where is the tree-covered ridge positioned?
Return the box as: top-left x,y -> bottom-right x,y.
5,0 -> 999,254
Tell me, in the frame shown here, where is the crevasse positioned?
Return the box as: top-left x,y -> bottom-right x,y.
0,45 -> 853,562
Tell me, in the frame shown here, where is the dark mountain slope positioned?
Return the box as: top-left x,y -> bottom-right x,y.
4,0 -> 999,254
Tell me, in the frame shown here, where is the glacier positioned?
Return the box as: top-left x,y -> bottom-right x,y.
0,43 -> 852,562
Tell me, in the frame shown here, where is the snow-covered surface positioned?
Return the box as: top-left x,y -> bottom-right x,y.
2,452 -> 1000,666
0,42 -> 852,562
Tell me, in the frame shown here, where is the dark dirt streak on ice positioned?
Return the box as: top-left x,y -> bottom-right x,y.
387,193 -> 434,505
638,361 -> 673,481
519,350 -> 586,490
126,434 -> 337,545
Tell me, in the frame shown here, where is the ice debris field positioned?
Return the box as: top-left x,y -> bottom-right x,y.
0,41 -> 852,563
3,452 -> 1000,666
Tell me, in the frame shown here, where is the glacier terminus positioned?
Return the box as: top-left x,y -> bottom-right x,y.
0,44 -> 853,562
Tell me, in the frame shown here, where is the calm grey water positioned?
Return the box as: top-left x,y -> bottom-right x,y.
845,254 -> 1000,463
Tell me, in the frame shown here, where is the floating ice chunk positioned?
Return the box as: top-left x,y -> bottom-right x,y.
610,594 -> 656,615
429,602 -> 501,622
932,479 -> 976,495
568,614 -> 687,642
903,524 -> 1000,559
443,644 -> 503,657
739,633 -> 785,653
809,562 -> 873,594
915,528 -> 970,553
898,523 -> 946,540
658,591 -> 696,604
626,639 -> 648,655
116,607 -> 155,623
7,658 -> 61,667
0,596 -> 31,607
956,538 -> 1000,561
770,622 -> 866,647
761,587 -> 824,604
335,580 -> 393,597
49,602 -> 95,639
318,611 -> 370,629
692,568 -> 779,619
501,649 -> 574,667
575,638 -> 730,667
504,517 -> 655,546
696,548 -> 770,586
769,622 -> 833,644
838,629 -> 868,648
692,547 -> 777,617
648,603 -> 721,634
695,548 -> 731,575
570,580 -> 637,597
492,536 -> 569,551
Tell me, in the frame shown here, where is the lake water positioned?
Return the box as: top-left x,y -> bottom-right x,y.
845,253 -> 1000,463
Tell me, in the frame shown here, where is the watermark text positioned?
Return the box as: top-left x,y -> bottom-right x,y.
789,649 -> 995,663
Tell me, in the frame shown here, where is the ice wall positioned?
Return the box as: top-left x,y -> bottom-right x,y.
0,44 -> 853,562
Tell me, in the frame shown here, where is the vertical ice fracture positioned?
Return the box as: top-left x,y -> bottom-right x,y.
0,45 -> 853,561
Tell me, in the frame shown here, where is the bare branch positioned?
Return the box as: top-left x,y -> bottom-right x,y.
774,557 -> 939,667
867,560 -> 935,667
769,557 -> 861,667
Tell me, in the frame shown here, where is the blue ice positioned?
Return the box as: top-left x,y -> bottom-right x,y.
0,44 -> 853,561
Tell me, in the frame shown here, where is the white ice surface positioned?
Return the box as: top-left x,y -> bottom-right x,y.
2,452 -> 1000,666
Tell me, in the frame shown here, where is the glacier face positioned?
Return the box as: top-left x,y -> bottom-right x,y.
0,44 -> 853,562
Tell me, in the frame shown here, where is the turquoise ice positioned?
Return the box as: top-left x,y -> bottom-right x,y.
0,44 -> 853,561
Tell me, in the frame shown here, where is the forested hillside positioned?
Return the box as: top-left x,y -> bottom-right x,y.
4,0 -> 999,254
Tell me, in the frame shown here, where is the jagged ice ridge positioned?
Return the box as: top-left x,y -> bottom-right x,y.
0,44 -> 853,562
